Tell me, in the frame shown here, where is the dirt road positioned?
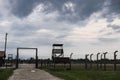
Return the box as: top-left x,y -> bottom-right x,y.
8,64 -> 63,80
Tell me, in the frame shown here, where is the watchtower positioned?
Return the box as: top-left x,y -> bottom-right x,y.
52,44 -> 73,69
8,54 -> 13,66
0,51 -> 5,66
52,44 -> 64,59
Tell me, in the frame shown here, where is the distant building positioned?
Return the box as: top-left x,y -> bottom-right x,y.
0,51 -> 5,66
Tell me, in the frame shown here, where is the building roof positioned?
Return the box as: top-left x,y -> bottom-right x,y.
0,51 -> 5,57
53,44 -> 63,46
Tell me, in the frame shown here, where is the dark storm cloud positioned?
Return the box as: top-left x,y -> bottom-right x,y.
7,0 -> 120,22
9,0 -> 105,21
9,0 -> 43,17
109,0 -> 120,14
70,0 -> 104,18
102,0 -> 120,22
54,0 -> 105,22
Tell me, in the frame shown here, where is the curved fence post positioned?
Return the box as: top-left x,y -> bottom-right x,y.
114,50 -> 118,71
97,53 -> 100,70
100,54 -> 103,69
85,54 -> 89,70
103,52 -> 108,71
90,54 -> 93,69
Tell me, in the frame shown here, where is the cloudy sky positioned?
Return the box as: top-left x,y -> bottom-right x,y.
0,0 -> 120,60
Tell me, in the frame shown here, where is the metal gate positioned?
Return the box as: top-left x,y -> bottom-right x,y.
16,47 -> 38,68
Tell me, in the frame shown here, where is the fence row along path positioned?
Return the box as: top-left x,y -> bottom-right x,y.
8,64 -> 63,80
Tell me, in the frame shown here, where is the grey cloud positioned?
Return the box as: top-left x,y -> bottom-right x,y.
98,38 -> 119,43
105,32 -> 113,35
9,32 -> 71,47
90,42 -> 100,45
102,0 -> 120,22
45,0 -> 120,22
107,24 -> 120,33
28,38 -> 53,46
7,41 -> 20,49
14,37 -> 62,47
55,35 -> 67,39
9,0 -> 43,18
99,29 -> 113,36
54,0 -> 103,23
71,0 -> 104,18
34,37 -> 72,47
10,23 -> 39,36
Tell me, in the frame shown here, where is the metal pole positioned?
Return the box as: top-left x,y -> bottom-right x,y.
85,54 -> 89,70
16,48 -> 19,68
103,52 -> 108,71
97,53 -> 100,70
36,48 -> 38,68
114,50 -> 118,71
90,54 -> 93,69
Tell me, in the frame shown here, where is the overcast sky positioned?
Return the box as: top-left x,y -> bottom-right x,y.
0,0 -> 120,59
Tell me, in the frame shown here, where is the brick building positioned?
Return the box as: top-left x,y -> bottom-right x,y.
0,51 -> 5,66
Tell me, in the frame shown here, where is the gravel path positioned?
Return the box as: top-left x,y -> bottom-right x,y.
8,64 -> 63,80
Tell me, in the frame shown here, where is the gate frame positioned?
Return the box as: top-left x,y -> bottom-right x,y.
16,47 -> 38,68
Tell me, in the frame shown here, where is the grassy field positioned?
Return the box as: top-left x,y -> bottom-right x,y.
43,64 -> 120,80
0,68 -> 14,80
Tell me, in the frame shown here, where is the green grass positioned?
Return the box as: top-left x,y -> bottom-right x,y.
42,64 -> 120,80
0,68 -> 14,80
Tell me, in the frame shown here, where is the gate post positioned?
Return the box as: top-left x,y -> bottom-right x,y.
36,48 -> 38,68
16,48 -> 19,68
